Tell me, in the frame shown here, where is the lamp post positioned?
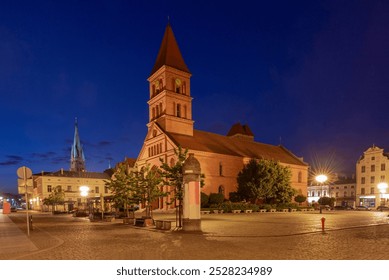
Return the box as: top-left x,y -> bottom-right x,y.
79,186 -> 89,213
377,182 -> 388,207
316,174 -> 328,213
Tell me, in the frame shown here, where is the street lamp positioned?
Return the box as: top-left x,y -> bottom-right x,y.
377,182 -> 388,207
79,186 -> 89,212
316,174 -> 328,213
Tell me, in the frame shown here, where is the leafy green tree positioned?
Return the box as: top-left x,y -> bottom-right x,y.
294,194 -> 307,205
318,196 -> 335,207
105,164 -> 137,217
43,186 -> 65,212
159,146 -> 188,227
135,164 -> 166,218
237,159 -> 295,204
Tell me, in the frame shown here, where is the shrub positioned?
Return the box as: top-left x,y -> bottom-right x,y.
201,192 -> 209,208
229,192 -> 241,202
209,193 -> 224,205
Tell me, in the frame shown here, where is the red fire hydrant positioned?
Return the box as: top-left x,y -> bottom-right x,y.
321,217 -> 326,232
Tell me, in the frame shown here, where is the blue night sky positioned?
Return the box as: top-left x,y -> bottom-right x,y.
1,0 -> 388,193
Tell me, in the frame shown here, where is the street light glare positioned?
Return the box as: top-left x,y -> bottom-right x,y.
377,182 -> 388,194
316,174 -> 328,183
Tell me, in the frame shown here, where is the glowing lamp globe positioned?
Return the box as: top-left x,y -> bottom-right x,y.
316,174 -> 328,184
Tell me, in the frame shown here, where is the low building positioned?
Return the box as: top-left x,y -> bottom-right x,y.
356,145 -> 389,208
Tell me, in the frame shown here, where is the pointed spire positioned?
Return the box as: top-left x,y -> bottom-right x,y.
70,118 -> 86,172
150,22 -> 190,76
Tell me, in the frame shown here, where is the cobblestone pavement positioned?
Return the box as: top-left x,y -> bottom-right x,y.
3,210 -> 389,260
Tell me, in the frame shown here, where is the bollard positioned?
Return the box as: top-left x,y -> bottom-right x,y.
29,215 -> 33,231
321,217 -> 325,232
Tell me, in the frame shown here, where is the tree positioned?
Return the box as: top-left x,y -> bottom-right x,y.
294,194 -> 307,205
318,196 -> 335,207
237,158 -> 295,204
159,146 -> 188,227
43,186 -> 65,212
105,164 -> 136,218
135,164 -> 166,218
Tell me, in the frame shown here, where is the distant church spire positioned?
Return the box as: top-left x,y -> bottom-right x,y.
70,118 -> 86,172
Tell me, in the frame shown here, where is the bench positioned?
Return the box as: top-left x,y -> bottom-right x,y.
269,209 -> 277,212
104,216 -> 115,222
244,209 -> 253,213
123,217 -> 135,225
200,211 -> 211,215
308,208 -> 314,211
232,210 -> 241,213
280,209 -> 288,212
290,209 -> 297,212
212,209 -> 224,214
301,208 -> 307,212
155,220 -> 172,230
259,209 -> 267,213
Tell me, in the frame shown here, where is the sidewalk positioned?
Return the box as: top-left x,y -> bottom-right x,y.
0,210 -> 38,255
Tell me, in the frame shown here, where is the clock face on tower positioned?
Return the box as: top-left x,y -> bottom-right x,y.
175,78 -> 181,87
155,80 -> 160,90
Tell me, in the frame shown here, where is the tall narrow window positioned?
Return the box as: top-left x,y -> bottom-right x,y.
176,104 -> 181,117
175,78 -> 181,93
381,164 -> 386,171
219,162 -> 223,176
47,185 -> 52,192
298,171 -> 302,183
218,185 -> 225,196
371,165 -> 375,172
361,166 -> 365,173
95,186 -> 99,194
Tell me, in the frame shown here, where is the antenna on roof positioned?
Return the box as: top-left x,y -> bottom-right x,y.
279,136 -> 282,145
108,160 -> 111,169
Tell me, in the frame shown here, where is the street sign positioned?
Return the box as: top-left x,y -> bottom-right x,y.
17,166 -> 32,179
17,179 -> 33,194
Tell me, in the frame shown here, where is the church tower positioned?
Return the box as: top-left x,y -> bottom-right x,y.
70,118 -> 86,172
147,23 -> 194,136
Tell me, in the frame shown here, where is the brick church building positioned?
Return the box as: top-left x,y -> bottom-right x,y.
136,23 -> 308,210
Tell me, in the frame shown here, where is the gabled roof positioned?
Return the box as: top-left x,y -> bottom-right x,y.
150,23 -> 190,76
166,129 -> 307,166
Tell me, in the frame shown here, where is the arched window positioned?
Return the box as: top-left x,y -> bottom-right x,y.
218,185 -> 225,196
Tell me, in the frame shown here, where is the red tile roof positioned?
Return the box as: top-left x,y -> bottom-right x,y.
150,23 -> 190,76
167,129 -> 307,166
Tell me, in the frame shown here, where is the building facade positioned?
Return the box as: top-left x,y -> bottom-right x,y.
136,23 -> 309,210
356,145 -> 389,208
25,121 -> 114,212
330,177 -> 356,207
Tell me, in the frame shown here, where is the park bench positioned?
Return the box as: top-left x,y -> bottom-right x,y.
259,209 -> 267,213
308,208 -> 314,211
200,211 -> 211,215
104,216 -> 115,222
269,209 -> 277,212
155,220 -> 172,230
301,208 -> 307,212
212,209 -> 224,214
232,210 -> 241,213
280,209 -> 288,212
290,209 -> 297,212
123,217 -> 135,225
244,209 -> 253,213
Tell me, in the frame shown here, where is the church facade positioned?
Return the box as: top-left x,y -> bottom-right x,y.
136,23 -> 309,210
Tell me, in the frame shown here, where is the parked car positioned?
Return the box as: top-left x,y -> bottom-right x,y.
376,206 -> 389,211
355,205 -> 371,211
